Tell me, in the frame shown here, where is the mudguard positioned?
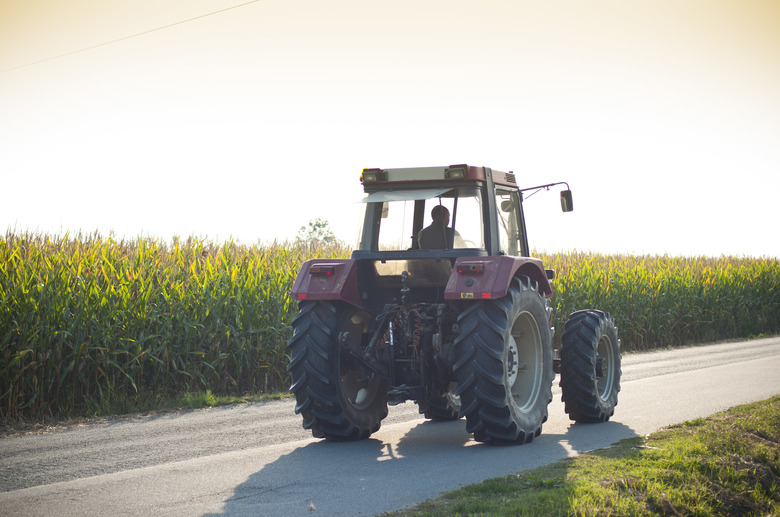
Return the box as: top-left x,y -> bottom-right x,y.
290,259 -> 363,309
444,256 -> 552,301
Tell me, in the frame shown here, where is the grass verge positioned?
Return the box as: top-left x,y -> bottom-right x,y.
387,395 -> 780,517
0,389 -> 292,436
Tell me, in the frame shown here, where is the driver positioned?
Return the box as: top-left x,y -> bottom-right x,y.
418,205 -> 463,249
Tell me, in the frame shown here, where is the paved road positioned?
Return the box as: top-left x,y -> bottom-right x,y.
1,337 -> 779,516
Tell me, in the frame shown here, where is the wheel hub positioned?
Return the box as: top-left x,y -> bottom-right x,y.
506,339 -> 519,387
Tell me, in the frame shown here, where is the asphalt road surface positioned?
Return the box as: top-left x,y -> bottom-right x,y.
2,337 -> 779,516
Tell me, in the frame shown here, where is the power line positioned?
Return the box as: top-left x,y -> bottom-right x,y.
1,0 -> 263,74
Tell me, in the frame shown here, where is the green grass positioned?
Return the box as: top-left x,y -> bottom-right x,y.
175,389 -> 292,410
388,396 -> 780,516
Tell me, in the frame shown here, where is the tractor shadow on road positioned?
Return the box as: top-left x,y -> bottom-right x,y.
204,417 -> 637,516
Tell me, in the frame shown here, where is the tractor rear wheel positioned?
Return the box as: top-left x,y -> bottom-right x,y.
287,301 -> 389,440
560,310 -> 621,423
453,275 -> 553,444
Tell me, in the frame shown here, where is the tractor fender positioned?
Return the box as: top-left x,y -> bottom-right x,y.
444,256 -> 553,301
291,259 -> 363,309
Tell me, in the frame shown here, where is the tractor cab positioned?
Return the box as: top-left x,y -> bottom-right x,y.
350,165 -> 570,310
354,165 -> 529,259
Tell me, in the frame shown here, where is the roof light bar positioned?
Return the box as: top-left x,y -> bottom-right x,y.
445,165 -> 467,179
361,169 -> 386,183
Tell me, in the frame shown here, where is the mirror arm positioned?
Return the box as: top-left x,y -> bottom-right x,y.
518,181 -> 571,199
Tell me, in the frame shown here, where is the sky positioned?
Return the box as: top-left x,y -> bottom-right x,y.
1,0 -> 779,257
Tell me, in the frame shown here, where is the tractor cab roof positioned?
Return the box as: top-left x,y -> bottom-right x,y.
360,164 -> 519,191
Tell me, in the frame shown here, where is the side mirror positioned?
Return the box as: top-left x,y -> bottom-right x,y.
560,190 -> 573,212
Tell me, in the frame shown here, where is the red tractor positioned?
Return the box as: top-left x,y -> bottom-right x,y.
288,165 -> 620,444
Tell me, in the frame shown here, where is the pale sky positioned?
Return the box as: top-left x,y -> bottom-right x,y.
2,0 -> 779,257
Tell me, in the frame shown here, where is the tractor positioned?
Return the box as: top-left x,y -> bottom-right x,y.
287,165 -> 621,444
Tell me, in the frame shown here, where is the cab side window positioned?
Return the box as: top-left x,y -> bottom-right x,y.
496,191 -> 520,255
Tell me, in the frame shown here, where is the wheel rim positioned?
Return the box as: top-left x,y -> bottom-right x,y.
341,370 -> 378,409
596,334 -> 614,401
508,311 -> 542,412
339,311 -> 381,410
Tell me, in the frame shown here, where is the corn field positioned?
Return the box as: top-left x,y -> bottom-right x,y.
544,252 -> 780,349
2,232 -> 779,421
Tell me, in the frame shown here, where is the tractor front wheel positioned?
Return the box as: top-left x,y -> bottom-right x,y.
560,310 -> 621,423
417,393 -> 460,421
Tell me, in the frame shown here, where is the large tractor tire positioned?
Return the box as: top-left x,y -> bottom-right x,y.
416,393 -> 460,421
560,310 -> 621,423
287,301 -> 389,440
453,275 -> 554,444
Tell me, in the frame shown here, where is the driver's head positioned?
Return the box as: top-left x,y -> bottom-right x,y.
431,205 -> 450,225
